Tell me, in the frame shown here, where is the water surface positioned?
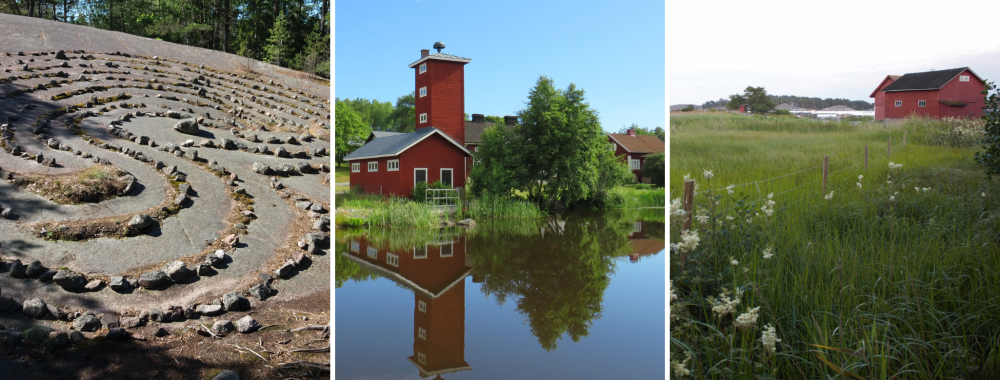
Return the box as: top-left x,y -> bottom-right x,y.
335,210 -> 665,379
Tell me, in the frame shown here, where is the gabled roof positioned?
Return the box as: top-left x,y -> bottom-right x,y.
869,75 -> 901,98
408,53 -> 472,68
464,121 -> 515,144
365,130 -> 403,143
608,134 -> 665,154
344,127 -> 470,161
882,67 -> 982,92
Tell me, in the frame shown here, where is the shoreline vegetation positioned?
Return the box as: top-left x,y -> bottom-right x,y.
670,113 -> 1000,379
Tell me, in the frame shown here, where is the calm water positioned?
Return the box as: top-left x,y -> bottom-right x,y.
335,210 -> 665,379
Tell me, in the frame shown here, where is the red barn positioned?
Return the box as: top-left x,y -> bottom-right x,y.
607,129 -> 665,183
464,114 -> 516,169
871,67 -> 985,121
346,46 -> 472,196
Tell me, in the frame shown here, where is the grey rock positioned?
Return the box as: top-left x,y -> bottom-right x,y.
162,261 -> 190,282
173,118 -> 199,134
74,314 -> 102,332
68,331 -> 84,342
213,370 -> 240,380
8,259 -> 25,277
101,314 -> 120,329
106,327 -> 126,341
120,316 -> 144,329
38,269 -> 57,282
222,291 -> 249,311
220,138 -> 237,150
174,193 -> 188,206
274,146 -> 290,158
49,331 -> 70,348
211,320 -> 234,335
84,279 -> 102,290
248,283 -> 271,300
236,315 -> 262,333
22,298 -> 47,318
275,261 -> 295,278
47,304 -> 68,320
138,270 -> 167,288
195,304 -> 223,316
295,201 -> 312,210
53,270 -> 87,290
309,203 -> 325,213
128,214 -> 153,229
251,162 -> 271,175
149,308 -> 165,322
109,276 -> 130,291
166,111 -> 181,119
196,262 -> 214,276
154,327 -> 169,337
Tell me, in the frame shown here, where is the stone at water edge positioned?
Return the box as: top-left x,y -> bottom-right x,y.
236,315 -> 262,333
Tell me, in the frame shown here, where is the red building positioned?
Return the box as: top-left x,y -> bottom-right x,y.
870,67 -> 985,121
343,233 -> 473,378
346,46 -> 472,196
464,114 -> 516,169
607,129 -> 665,183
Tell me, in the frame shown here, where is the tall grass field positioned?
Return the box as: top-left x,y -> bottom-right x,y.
670,113 -> 1000,379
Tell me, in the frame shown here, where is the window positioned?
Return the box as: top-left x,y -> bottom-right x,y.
419,113 -> 427,123
367,246 -> 377,259
895,100 -> 902,107
388,159 -> 399,171
368,161 -> 378,172
418,300 -> 427,312
633,221 -> 643,233
419,87 -> 427,97
414,168 -> 427,187
387,252 -> 399,267
419,63 -> 427,74
350,241 -> 359,253
608,143 -> 616,152
417,327 -> 426,340
351,162 -> 360,172
440,169 -> 453,187
417,352 -> 426,364
629,159 -> 641,170
414,245 -> 427,259
960,75 -> 970,82
440,243 -> 453,258
918,100 -> 926,107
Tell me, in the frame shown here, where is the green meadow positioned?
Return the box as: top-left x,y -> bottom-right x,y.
670,113 -> 1000,379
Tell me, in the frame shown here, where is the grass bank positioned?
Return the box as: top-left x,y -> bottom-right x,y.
670,113 -> 1000,379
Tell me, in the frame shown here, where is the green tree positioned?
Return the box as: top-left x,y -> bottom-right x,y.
727,86 -> 776,113
641,152 -> 665,187
725,93 -> 747,110
470,125 -> 526,198
264,10 -> 292,67
334,100 -> 370,166
976,80 -> 1000,179
387,93 -> 416,132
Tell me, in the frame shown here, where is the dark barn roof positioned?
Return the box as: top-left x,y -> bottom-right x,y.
464,121 -> 514,144
344,127 -> 469,161
882,67 -> 981,92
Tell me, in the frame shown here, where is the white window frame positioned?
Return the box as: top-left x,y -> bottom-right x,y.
918,100 -> 926,107
417,352 -> 426,364
440,242 -> 453,258
387,159 -> 399,171
419,113 -> 427,124
608,143 -> 616,152
414,245 -> 427,259
440,168 -> 454,188
417,327 -> 426,340
386,252 -> 399,267
419,63 -> 427,74
633,220 -> 643,233
960,75 -> 970,82
367,246 -> 377,259
418,300 -> 427,312
414,168 -> 428,187
629,159 -> 641,170
895,100 -> 902,107
368,161 -> 378,172
419,87 -> 427,98
350,241 -> 359,253
351,162 -> 360,172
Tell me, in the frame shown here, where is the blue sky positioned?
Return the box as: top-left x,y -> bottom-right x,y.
334,0 -> 665,132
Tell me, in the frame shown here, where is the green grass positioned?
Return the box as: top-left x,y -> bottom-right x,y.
467,193 -> 545,219
670,113 -> 1000,379
334,165 -> 350,184
335,192 -> 438,228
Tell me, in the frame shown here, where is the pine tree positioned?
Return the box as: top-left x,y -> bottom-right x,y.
264,11 -> 292,67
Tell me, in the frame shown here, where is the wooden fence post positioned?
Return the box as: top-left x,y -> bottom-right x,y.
888,136 -> 892,158
903,130 -> 907,147
683,180 -> 694,231
864,145 -> 869,170
823,155 -> 829,194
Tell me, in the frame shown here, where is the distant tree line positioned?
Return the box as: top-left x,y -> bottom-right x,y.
702,95 -> 873,110
0,0 -> 330,78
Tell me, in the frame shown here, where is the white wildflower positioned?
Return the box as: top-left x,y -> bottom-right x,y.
670,197 -> 686,217
733,306 -> 760,331
671,351 -> 694,378
858,174 -> 863,181
922,187 -> 930,192
683,173 -> 691,182
887,181 -> 892,185
762,324 -> 781,355
983,192 -> 987,197
767,192 -> 773,199
676,230 -> 700,253
762,245 -> 773,259
670,280 -> 677,303
703,169 -> 714,180
711,288 -> 741,319
742,267 -> 749,273
731,258 -> 739,265
889,161 -> 903,170
914,187 -> 919,192
727,184 -> 735,195
824,191 -> 834,201
726,216 -> 734,221
694,207 -> 710,224
890,195 -> 895,202
856,182 -> 862,189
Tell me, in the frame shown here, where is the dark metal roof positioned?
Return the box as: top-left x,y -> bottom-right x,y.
365,130 -> 403,143
344,127 -> 469,160
464,121 -> 514,144
408,53 -> 471,68
882,67 -> 980,92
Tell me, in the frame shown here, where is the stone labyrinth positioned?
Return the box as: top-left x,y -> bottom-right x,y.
0,15 -> 330,345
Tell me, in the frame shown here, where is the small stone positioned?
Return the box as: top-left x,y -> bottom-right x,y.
154,328 -> 169,337
173,118 -> 199,134
248,283 -> 270,300
46,304 -> 68,320
275,261 -> 295,278
128,214 -> 153,229
138,270 -> 168,288
101,314 -> 120,329
213,370 -> 240,380
8,259 -> 26,277
120,316 -> 144,329
109,276 -> 130,291
149,308 -> 165,322
236,315 -> 262,333
211,320 -> 234,335
162,261 -> 190,282
74,314 -> 102,332
24,260 -> 45,277
22,298 -> 47,318
196,304 -> 223,316
106,327 -> 126,341
53,270 -> 87,290
84,279 -> 102,291
223,234 -> 239,246
222,291 -> 249,311
68,331 -> 85,342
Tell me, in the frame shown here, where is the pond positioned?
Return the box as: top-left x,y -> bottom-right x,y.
335,210 -> 665,379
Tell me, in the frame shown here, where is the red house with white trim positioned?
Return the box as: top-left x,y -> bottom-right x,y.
870,67 -> 985,121
607,129 -> 665,183
345,45 -> 472,196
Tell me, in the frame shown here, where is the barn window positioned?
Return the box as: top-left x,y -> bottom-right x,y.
440,243 -> 453,258
418,327 -> 427,340
417,352 -> 426,364
351,162 -> 360,172
387,159 -> 399,171
418,300 -> 427,312
367,246 -> 377,259
420,113 -> 427,123
918,100 -> 926,107
419,87 -> 427,98
960,75 -> 970,82
629,159 -> 641,170
895,100 -> 902,107
368,161 -> 378,172
386,252 -> 399,267
414,245 -> 427,259
419,63 -> 427,74
350,241 -> 359,252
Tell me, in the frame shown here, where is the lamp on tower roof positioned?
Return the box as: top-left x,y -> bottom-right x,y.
433,42 -> 445,53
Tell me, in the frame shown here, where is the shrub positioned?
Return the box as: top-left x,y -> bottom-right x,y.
681,105 -> 695,112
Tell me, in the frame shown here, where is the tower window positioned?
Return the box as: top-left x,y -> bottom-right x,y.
418,300 -> 427,312
418,327 -> 426,340
420,113 -> 427,123
419,63 -> 427,74
419,87 -> 427,98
